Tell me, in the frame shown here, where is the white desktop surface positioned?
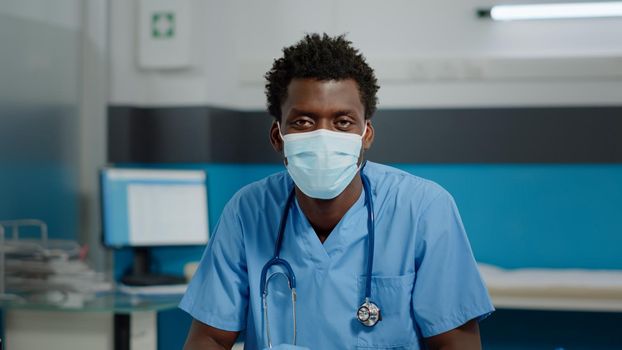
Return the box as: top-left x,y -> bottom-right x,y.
480,263 -> 622,312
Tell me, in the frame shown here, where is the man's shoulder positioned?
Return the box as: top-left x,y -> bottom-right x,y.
228,170 -> 292,208
364,161 -> 447,196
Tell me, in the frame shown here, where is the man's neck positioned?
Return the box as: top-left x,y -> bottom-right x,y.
295,173 -> 363,243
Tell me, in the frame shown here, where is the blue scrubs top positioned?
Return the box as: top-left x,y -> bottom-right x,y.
180,162 -> 494,349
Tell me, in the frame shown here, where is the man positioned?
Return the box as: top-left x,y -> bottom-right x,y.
181,33 -> 494,350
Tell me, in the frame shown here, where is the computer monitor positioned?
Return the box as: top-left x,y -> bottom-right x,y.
100,168 -> 209,285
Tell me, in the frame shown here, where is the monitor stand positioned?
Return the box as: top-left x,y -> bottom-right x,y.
120,247 -> 186,286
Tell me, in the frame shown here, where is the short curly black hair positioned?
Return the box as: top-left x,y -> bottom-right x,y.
265,33 -> 379,121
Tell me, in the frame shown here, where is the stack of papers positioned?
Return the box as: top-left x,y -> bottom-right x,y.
2,239 -> 112,295
118,284 -> 188,296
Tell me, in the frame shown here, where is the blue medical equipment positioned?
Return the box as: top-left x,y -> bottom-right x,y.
259,163 -> 381,348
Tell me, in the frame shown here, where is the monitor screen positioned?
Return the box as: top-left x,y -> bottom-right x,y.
101,168 -> 209,247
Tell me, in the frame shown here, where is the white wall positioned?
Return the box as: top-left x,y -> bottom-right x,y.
0,0 -> 109,271
0,0 -> 81,106
109,0 -> 622,109
0,0 -> 82,239
80,0 -> 110,272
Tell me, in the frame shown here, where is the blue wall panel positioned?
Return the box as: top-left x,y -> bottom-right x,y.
396,164 -> 622,269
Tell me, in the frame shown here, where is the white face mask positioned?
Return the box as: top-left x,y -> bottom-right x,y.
279,123 -> 366,199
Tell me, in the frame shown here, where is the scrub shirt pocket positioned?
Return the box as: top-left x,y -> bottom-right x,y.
356,272 -> 417,349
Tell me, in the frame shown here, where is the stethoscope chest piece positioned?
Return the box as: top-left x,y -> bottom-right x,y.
357,298 -> 381,327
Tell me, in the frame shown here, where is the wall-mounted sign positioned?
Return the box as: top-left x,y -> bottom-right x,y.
138,0 -> 191,69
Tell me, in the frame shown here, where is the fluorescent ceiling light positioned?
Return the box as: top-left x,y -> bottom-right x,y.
486,1 -> 622,21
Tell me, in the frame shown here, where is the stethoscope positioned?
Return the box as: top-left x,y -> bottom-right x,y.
260,162 -> 381,348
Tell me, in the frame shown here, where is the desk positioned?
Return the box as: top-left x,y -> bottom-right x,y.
479,263 -> 622,312
0,291 -> 181,350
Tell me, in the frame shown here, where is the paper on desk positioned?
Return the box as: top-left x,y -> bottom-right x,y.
7,273 -> 112,294
118,284 -> 187,296
5,258 -> 91,275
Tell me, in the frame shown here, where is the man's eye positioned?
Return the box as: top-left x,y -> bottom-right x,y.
336,120 -> 353,128
293,119 -> 312,127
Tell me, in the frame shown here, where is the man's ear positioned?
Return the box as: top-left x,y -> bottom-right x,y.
363,120 -> 375,151
269,120 -> 283,153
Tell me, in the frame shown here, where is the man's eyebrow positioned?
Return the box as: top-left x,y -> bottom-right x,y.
288,108 -> 317,117
333,109 -> 358,117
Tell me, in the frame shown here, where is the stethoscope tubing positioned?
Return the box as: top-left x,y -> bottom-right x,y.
361,168 -> 375,300
260,162 -> 377,347
262,271 -> 297,348
261,165 -> 374,299
260,188 -> 297,297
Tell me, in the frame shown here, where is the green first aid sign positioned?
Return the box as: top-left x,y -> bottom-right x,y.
152,12 -> 175,38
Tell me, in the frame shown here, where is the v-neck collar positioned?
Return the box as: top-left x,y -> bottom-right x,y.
291,188 -> 367,266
